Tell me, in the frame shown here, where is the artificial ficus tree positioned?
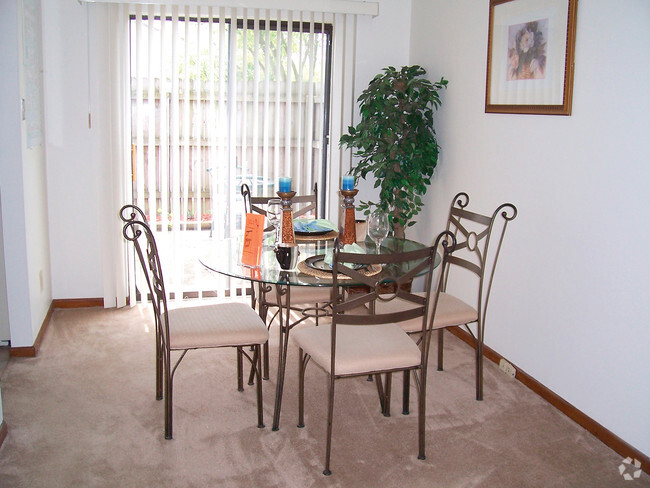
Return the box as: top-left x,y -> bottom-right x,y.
340,65 -> 448,239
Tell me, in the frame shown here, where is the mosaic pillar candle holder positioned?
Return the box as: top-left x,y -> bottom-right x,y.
277,190 -> 296,244
340,189 -> 358,245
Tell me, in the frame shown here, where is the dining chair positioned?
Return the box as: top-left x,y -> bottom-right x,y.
120,205 -> 269,439
241,181 -> 319,227
292,232 -> 456,475
240,183 -> 332,379
376,192 -> 517,402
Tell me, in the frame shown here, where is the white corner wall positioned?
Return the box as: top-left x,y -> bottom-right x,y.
354,0 -> 412,96
0,0 -> 52,348
0,2 -> 25,346
409,0 -> 650,456
350,0 -> 412,200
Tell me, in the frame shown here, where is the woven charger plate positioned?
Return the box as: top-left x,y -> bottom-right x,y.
297,260 -> 382,279
295,230 -> 338,243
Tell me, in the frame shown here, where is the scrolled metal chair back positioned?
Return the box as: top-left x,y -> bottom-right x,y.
240,182 -> 319,221
241,183 -> 252,215
121,210 -> 171,352
330,231 -> 455,372
443,192 -> 517,328
119,204 -> 148,224
420,230 -> 457,365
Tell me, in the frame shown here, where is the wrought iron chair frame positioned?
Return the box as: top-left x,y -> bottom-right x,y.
120,205 -> 164,400
241,182 -> 319,230
240,183 -> 331,380
295,233 -> 456,475
120,205 -> 267,439
437,192 -> 517,400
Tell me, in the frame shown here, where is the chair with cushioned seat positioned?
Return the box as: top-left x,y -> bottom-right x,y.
120,205 -> 269,439
240,183 -> 332,379
292,232 -> 455,475
377,192 -> 517,402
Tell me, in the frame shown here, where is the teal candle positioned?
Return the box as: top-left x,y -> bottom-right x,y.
342,175 -> 354,191
279,177 -> 291,193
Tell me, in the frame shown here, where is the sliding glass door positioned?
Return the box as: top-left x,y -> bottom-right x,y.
128,6 -> 331,299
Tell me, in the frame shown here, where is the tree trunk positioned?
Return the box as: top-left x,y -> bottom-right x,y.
392,162 -> 406,240
393,220 -> 405,239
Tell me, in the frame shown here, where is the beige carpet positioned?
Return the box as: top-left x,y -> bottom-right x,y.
0,305 -> 647,488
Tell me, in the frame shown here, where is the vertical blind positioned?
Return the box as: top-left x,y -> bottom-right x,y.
125,4 -> 356,302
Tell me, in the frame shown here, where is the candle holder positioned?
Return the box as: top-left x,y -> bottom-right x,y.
340,189 -> 358,245
277,190 -> 296,244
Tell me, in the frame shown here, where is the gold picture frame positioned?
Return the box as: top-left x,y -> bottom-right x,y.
485,0 -> 578,115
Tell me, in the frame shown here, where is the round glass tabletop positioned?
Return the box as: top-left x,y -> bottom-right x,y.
199,236 -> 435,287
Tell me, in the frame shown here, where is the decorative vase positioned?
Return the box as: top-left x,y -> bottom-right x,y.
277,191 -> 296,244
340,189 -> 358,245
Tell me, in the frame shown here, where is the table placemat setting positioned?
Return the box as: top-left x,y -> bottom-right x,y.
297,260 -> 382,279
295,230 -> 338,242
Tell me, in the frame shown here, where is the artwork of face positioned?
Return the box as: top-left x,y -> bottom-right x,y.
506,19 -> 549,80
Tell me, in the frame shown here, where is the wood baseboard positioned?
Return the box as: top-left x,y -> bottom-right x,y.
9,302 -> 54,358
448,327 -> 650,475
0,420 -> 7,449
51,298 -> 104,309
9,298 -> 103,358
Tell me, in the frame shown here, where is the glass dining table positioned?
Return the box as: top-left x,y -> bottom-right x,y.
199,235 -> 432,431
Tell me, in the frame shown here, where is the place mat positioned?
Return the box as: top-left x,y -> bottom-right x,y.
297,260 -> 382,279
295,230 -> 338,243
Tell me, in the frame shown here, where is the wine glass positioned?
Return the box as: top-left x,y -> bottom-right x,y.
367,210 -> 389,254
266,199 -> 282,244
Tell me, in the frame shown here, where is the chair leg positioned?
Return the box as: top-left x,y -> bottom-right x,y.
383,373 -> 392,417
298,348 -> 306,428
156,333 -> 163,401
260,300 -> 271,380
323,374 -> 335,476
237,348 -> 245,391
164,358 -> 173,440
476,336 -> 484,401
402,370 -> 410,415
164,350 -> 188,440
437,328 -> 444,371
263,340 -> 270,381
374,374 -> 386,413
248,337 -> 271,385
254,345 -> 265,428
417,374 -> 427,460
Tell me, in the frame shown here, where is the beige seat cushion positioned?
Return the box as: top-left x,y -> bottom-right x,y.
292,323 -> 421,376
167,302 -> 269,350
263,284 -> 331,307
375,292 -> 478,333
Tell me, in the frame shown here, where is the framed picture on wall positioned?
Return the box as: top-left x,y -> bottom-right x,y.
485,0 -> 578,115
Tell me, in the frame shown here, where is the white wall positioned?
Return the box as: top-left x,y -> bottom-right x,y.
354,0 -> 412,103
0,0 -> 52,348
347,0 -> 412,200
0,193 -> 9,342
20,0 -> 52,337
0,0 -> 30,346
0,191 -> 7,427
409,0 -> 650,456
